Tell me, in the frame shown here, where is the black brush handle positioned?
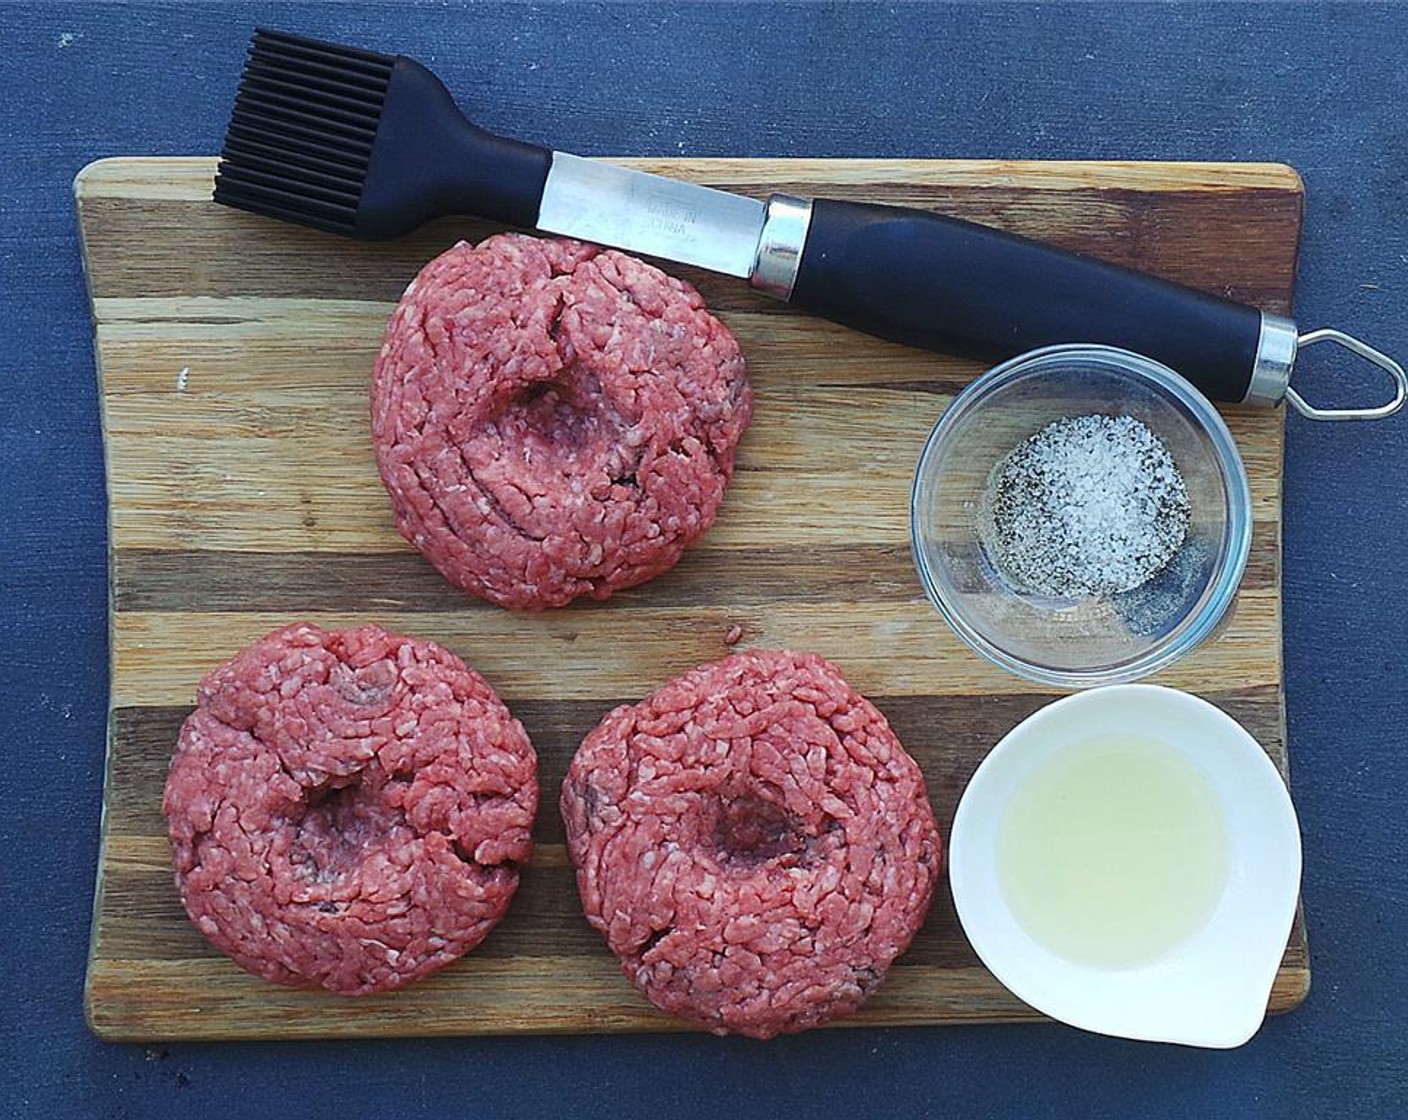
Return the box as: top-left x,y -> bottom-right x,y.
355,57 -> 551,238
788,198 -> 1265,403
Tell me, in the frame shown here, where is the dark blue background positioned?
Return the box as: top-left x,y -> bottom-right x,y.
3,3 -> 1405,1116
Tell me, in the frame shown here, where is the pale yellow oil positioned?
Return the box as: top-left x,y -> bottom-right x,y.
996,735 -> 1229,969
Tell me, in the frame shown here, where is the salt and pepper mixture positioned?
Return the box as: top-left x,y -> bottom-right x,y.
983,415 -> 1191,600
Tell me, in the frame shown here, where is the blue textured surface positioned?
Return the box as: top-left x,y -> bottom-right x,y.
3,3 -> 1405,1116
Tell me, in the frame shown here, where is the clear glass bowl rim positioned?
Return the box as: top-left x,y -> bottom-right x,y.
909,343 -> 1254,688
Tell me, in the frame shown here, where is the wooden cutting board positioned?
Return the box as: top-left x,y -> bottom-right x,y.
79,156 -> 1308,1041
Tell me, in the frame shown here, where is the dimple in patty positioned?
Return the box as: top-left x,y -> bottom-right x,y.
711,795 -> 808,864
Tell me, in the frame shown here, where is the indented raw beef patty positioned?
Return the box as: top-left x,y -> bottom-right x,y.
561,649 -> 943,1039
371,234 -> 752,610
163,623 -> 537,995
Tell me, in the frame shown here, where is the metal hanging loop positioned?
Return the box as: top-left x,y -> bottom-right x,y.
1286,329 -> 1408,421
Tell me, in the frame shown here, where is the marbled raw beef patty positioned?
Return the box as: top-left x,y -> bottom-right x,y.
561,649 -> 943,1038
163,623 -> 537,995
371,234 -> 752,609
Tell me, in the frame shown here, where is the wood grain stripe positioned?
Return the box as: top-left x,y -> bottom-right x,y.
105,690 -> 1288,832
77,156 -> 1305,199
112,534 -> 1278,614
99,690 -> 1290,970
107,597 -> 1285,708
77,158 -> 1301,312
90,847 -> 1305,978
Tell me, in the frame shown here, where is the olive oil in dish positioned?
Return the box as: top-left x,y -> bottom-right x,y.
996,735 -> 1229,969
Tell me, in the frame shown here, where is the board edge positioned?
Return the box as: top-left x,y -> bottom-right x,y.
72,155 -> 1308,199
80,161 -> 147,1042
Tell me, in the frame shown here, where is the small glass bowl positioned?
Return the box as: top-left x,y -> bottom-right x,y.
910,345 -> 1252,687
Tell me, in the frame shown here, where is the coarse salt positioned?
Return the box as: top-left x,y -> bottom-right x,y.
984,413 -> 1190,598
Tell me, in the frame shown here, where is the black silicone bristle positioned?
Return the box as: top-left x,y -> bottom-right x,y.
214,28 -> 394,234
213,27 -> 552,239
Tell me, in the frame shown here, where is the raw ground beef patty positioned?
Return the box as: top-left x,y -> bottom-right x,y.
561,650 -> 943,1038
162,623 -> 537,995
371,233 -> 752,610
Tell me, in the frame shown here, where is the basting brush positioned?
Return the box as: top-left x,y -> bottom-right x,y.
213,27 -> 1404,419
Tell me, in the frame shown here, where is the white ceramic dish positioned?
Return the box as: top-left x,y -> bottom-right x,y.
948,685 -> 1302,1049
